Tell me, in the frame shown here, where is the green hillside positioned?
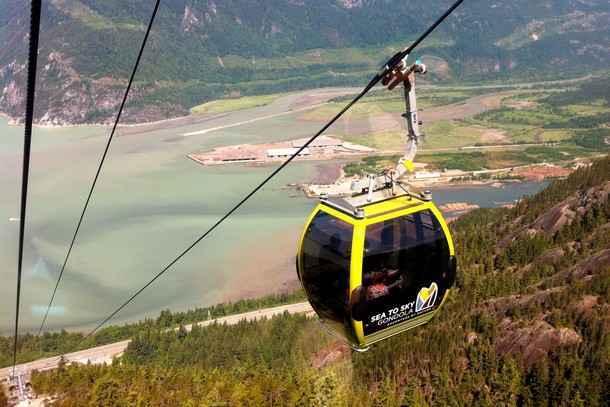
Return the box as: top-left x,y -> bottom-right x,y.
21,155 -> 610,405
1,0 -> 609,124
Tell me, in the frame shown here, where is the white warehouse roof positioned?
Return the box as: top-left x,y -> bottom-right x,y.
267,148 -> 311,157
291,137 -> 342,148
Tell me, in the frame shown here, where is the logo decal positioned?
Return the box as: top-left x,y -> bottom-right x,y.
416,282 -> 438,312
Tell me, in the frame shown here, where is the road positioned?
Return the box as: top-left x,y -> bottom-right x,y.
0,302 -> 314,380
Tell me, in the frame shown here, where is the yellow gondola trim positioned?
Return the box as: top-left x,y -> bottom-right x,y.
298,195 -> 455,348
361,288 -> 452,346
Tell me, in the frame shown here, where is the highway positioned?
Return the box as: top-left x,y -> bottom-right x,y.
0,301 -> 314,380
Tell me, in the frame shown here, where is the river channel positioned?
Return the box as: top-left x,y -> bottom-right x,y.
1,89 -> 550,334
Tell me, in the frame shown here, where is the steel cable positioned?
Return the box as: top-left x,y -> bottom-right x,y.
13,0 -> 42,371
36,0 -> 162,336
63,0 -> 466,351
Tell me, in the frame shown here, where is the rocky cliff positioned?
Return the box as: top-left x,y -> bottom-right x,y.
2,0 -> 609,125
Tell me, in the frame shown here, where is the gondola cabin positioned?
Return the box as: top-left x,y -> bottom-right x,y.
297,190 -> 456,350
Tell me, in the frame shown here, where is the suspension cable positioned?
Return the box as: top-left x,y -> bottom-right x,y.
36,0 -> 161,336
63,0 -> 466,351
13,0 -> 42,372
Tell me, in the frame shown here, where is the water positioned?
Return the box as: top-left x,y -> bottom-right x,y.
429,181 -> 551,219
0,93 -> 551,334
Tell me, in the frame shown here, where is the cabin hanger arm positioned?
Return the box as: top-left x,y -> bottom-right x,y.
350,57 -> 428,202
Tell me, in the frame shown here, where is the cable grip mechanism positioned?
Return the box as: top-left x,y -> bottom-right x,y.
382,57 -> 427,91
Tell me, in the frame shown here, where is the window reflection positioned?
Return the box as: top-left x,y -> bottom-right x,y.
301,211 -> 353,337
359,209 -> 450,336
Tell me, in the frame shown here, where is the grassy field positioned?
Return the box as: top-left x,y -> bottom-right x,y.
190,93 -> 283,114
298,87 -> 507,120
411,144 -> 598,172
419,121 -> 488,149
336,79 -> 609,174
190,77 -> 608,175
297,91 -> 402,120
342,130 -> 406,151
210,38 -> 450,79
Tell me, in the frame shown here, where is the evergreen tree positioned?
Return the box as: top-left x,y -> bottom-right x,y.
401,377 -> 426,407
89,376 -> 131,407
525,359 -> 550,407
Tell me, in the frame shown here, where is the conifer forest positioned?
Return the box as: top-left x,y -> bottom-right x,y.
17,156 -> 610,406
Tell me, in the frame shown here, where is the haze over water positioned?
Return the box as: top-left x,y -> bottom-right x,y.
1,90 -> 548,334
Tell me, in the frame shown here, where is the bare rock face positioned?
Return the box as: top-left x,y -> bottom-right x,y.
494,319 -> 581,367
1,51 -> 186,126
534,200 -> 578,235
496,182 -> 610,249
553,249 -> 610,283
2,76 -> 25,112
2,52 -> 117,125
1,60 -> 28,120
486,179 -> 610,367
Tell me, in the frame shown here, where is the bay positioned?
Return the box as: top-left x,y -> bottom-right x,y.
1,91 -> 550,334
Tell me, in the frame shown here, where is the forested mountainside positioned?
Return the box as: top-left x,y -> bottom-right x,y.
26,156 -> 610,405
1,0 -> 609,125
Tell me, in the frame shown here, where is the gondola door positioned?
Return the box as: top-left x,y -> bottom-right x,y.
299,206 -> 357,345
350,204 -> 455,346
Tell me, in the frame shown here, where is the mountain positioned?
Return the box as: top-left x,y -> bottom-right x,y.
15,155 -> 610,405
1,0 -> 609,125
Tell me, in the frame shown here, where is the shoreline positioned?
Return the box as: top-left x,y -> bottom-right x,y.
297,161 -> 574,199
2,110 -> 220,130
2,74 -> 598,128
0,82 -> 590,334
1,87 -> 355,130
